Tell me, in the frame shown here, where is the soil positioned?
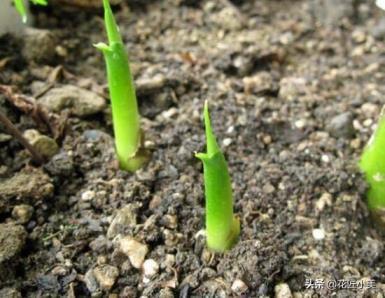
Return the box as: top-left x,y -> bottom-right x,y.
1,0 -> 385,297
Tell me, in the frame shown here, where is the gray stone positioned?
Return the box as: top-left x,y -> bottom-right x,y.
326,112 -> 355,138
371,18 -> 385,40
309,0 -> 356,26
23,28 -> 57,63
84,269 -> 100,294
38,85 -> 106,117
0,224 -> 27,263
361,237 -> 383,265
44,151 -> 74,176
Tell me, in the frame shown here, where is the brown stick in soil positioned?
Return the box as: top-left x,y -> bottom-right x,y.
0,84 -> 67,142
0,110 -> 45,165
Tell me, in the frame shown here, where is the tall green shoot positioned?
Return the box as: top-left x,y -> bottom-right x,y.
360,106 -> 385,223
196,101 -> 240,252
95,0 -> 149,172
13,0 -> 47,23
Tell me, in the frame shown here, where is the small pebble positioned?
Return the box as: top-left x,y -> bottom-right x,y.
312,228 -> 325,240
222,138 -> 232,147
263,183 -> 275,194
231,279 -> 248,294
23,28 -> 57,63
163,215 -> 178,229
163,254 -> 175,268
93,265 -> 119,290
274,283 -> 292,298
51,266 -> 67,276
350,138 -> 361,149
38,85 -> 106,117
12,204 -> 34,223
295,119 -> 306,129
326,112 -> 354,138
23,129 -> 59,159
361,103 -> 378,118
143,259 -> 159,277
142,259 -> 159,283
81,190 -> 95,202
263,134 -> 272,145
321,155 -> 330,163
159,288 -> 174,298
363,118 -> 373,127
84,269 -> 99,293
107,204 -> 138,239
119,236 -> 148,269
316,193 -> 332,212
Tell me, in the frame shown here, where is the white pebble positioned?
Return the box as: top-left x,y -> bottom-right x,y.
274,283 -> 292,298
81,190 -> 95,201
231,279 -> 248,294
312,228 -> 325,240
363,118 -> 373,127
227,126 -> 235,134
222,138 -> 232,147
143,259 -> 159,278
295,119 -> 306,129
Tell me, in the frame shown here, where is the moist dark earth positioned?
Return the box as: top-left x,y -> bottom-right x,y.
1,0 -> 385,297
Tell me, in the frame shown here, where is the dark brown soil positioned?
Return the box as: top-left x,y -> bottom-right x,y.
1,0 -> 385,297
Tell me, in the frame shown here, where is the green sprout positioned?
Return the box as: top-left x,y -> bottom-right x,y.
13,0 -> 48,23
195,101 -> 240,252
95,0 -> 149,172
360,106 -> 385,223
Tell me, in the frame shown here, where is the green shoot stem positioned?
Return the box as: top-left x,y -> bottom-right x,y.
95,0 -> 149,172
13,0 -> 47,23
360,107 -> 385,220
196,101 -> 240,252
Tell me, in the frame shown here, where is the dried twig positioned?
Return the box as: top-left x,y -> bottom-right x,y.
0,110 -> 44,164
0,84 -> 67,142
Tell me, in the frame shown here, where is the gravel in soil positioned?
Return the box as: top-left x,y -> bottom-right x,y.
1,0 -> 385,297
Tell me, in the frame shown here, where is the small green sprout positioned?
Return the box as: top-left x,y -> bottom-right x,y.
13,0 -> 48,23
95,0 -> 149,172
360,106 -> 385,223
196,101 -> 240,252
